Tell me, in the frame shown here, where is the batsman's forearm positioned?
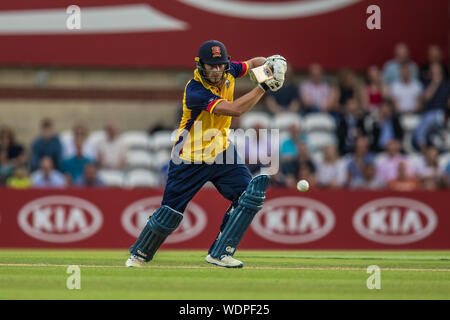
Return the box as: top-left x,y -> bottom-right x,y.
233,86 -> 266,115
246,57 -> 267,69
213,86 -> 265,116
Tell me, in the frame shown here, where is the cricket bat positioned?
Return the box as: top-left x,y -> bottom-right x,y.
249,64 -> 274,84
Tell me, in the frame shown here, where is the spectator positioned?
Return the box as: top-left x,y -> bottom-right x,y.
280,141 -> 315,188
336,98 -> 366,155
6,166 -> 31,189
387,161 -> 420,191
316,145 -> 347,188
31,156 -> 66,188
280,122 -> 311,164
361,65 -> 390,112
61,122 -> 97,161
362,99 -> 404,152
331,68 -> 361,114
415,146 -> 442,189
350,162 -> 383,190
420,45 -> 449,85
0,126 -> 26,184
61,135 -> 93,185
382,43 -> 419,85
75,163 -> 104,187
265,64 -> 300,114
413,63 -> 450,152
390,62 -> 423,114
0,126 -> 25,166
30,118 -> 63,171
346,136 -> 375,187
97,123 -> 127,170
420,63 -> 450,114
376,139 -> 414,185
299,64 -> 333,114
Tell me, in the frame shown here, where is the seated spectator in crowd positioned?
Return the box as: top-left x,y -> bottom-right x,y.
361,65 -> 390,112
346,136 -> 375,187
30,118 -> 62,171
6,166 -> 31,189
0,126 -> 26,184
31,156 -> 66,188
280,141 -> 315,188
74,163 -> 104,187
390,62 -> 423,114
376,139 -> 414,185
420,63 -> 450,115
420,45 -> 449,85
387,161 -> 420,191
61,122 -> 97,161
0,126 -> 25,166
415,146 -> 442,189
97,123 -> 127,170
349,161 -> 383,190
316,145 -> 347,189
362,99 -> 404,152
382,43 -> 419,85
331,68 -> 361,115
265,65 -> 300,114
299,63 -> 333,114
280,122 -> 311,160
336,98 -> 366,155
61,136 -> 93,185
413,64 -> 450,152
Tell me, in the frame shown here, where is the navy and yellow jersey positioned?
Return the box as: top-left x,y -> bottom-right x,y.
172,61 -> 249,162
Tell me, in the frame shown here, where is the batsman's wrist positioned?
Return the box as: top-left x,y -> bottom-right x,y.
258,82 -> 269,92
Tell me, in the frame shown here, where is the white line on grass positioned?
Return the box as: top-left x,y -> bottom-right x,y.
0,263 -> 449,272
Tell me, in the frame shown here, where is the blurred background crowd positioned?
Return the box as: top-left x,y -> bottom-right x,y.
1,43 -> 449,191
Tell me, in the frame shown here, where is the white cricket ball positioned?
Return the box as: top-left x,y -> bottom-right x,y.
297,179 -> 309,192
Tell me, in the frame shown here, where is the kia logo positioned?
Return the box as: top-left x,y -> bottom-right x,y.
252,197 -> 335,244
353,197 -> 438,245
18,196 -> 103,243
121,197 -> 207,243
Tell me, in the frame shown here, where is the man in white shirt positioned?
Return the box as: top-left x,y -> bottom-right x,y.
390,63 -> 423,113
96,123 -> 127,170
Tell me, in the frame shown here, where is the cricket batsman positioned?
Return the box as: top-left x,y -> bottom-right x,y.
126,40 -> 287,268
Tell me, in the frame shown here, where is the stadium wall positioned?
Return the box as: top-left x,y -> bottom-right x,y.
1,188 -> 448,250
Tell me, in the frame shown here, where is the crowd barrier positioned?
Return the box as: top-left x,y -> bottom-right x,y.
1,188 -> 449,249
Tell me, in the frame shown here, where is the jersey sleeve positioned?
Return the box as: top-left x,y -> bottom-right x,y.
229,61 -> 249,78
185,81 -> 225,113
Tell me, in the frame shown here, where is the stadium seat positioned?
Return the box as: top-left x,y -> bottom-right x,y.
272,112 -> 303,130
304,113 -> 336,132
400,114 -> 420,132
87,130 -> 107,146
308,132 -> 337,150
151,130 -> 175,150
119,131 -> 151,150
98,169 -> 125,187
59,130 -> 73,145
240,112 -> 271,129
126,150 -> 153,168
403,132 -> 415,154
125,169 -> 160,188
153,150 -> 171,169
311,150 -> 324,166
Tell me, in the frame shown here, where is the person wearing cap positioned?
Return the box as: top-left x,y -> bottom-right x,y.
126,40 -> 287,268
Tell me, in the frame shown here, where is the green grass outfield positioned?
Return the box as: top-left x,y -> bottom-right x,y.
0,249 -> 449,300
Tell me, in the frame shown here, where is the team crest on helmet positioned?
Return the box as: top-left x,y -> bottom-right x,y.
211,46 -> 222,58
